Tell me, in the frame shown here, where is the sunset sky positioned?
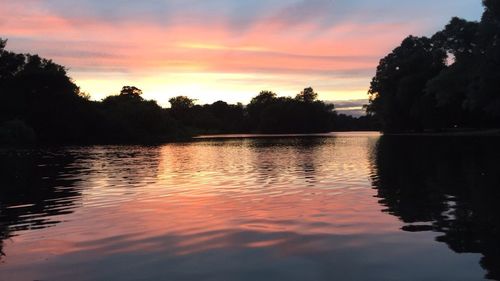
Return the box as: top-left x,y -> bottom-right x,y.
2,0 -> 483,110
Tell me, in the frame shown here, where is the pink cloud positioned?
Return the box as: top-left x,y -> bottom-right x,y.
0,1 -> 448,102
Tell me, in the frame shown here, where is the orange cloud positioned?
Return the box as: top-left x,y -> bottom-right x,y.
0,1 -> 463,104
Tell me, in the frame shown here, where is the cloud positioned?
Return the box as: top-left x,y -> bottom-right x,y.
331,99 -> 369,117
4,1 -> 483,34
0,0 -> 484,103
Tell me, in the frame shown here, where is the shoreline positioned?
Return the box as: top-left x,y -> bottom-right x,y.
385,129 -> 500,137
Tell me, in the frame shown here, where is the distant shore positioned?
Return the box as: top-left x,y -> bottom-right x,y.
194,131 -> 381,139
386,129 -> 500,137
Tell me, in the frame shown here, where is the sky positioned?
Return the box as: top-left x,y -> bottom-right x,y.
1,0 -> 484,110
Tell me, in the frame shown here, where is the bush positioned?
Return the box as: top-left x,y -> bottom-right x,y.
0,120 -> 36,145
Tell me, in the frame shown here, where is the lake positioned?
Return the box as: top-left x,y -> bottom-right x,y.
0,132 -> 499,281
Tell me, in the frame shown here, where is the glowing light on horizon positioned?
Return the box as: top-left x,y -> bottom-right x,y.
0,0 -> 484,105
76,71 -> 370,106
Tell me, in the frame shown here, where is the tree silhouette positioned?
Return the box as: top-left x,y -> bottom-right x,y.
99,86 -> 182,142
120,86 -> 143,100
246,88 -> 336,133
0,39 -> 96,143
368,1 -> 500,132
483,0 -> 500,19
295,87 -> 318,103
250,90 -> 277,104
169,96 -> 196,110
0,38 -> 190,144
0,37 -> 377,145
246,91 -> 278,130
167,96 -> 197,129
367,36 -> 446,132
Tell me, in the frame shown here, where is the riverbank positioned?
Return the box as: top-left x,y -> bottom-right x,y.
386,129 -> 500,137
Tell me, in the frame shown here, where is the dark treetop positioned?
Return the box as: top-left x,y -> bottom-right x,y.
0,39 -> 376,145
367,0 -> 500,133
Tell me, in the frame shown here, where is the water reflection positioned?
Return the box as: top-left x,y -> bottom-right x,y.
0,134 -> 495,280
372,136 -> 500,280
78,146 -> 162,188
0,149 -> 82,260
0,146 -> 163,260
249,138 -> 325,187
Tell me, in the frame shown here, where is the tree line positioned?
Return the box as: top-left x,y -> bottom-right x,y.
0,39 -> 377,145
368,0 -> 500,132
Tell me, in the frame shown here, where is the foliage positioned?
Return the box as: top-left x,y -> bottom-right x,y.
368,2 -> 500,132
0,38 -> 377,145
99,90 -> 183,143
295,87 -> 318,103
483,0 -> 500,19
169,95 -> 196,110
119,86 -> 143,99
246,88 -> 335,133
0,44 -> 94,143
367,36 -> 447,132
0,119 -> 36,145
0,40 -> 187,144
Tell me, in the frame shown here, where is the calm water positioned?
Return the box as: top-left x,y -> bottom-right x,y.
1,133 -> 499,281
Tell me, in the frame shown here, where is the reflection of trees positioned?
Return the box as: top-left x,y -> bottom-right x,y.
250,137 -> 325,186
292,138 -> 326,185
98,146 -> 161,187
0,146 -> 162,262
371,136 -> 500,280
0,150 -> 83,260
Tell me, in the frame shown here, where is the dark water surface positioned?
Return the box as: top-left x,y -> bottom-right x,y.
1,133 -> 499,281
